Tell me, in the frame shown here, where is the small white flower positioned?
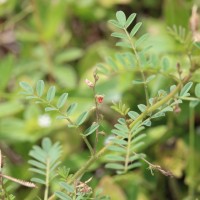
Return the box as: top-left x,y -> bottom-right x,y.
38,114 -> 51,127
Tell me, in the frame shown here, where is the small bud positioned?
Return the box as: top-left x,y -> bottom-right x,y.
94,74 -> 99,82
96,95 -> 104,104
93,69 -> 99,82
173,104 -> 181,113
85,79 -> 94,88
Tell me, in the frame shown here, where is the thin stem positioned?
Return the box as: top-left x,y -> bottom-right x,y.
93,83 -> 100,153
189,106 -> 195,198
68,145 -> 107,185
82,136 -> 94,156
44,159 -> 50,200
124,28 -> 150,106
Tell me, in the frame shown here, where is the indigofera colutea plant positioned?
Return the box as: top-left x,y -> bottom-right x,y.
17,10 -> 200,200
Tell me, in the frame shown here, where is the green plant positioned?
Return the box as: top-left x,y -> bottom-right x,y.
15,10 -> 200,200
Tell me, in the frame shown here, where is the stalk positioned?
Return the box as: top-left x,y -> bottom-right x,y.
44,159 -> 50,200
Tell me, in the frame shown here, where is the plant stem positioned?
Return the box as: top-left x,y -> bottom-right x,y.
189,106 -> 195,198
44,159 -> 50,200
82,136 -> 94,156
93,83 -> 100,153
124,28 -> 150,107
68,146 -> 106,185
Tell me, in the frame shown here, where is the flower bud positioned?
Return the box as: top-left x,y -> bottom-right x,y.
85,79 -> 94,88
96,95 -> 104,104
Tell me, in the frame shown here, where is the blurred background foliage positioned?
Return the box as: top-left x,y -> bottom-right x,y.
0,0 -> 200,199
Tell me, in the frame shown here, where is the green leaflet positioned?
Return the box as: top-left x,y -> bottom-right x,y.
66,103 -> 77,116
46,86 -> 56,102
105,163 -> 124,170
125,13 -> 136,28
19,82 -> 34,95
130,22 -> 142,37
195,83 -> 200,98
180,82 -> 193,97
84,123 -> 99,136
55,191 -> 72,200
138,104 -> 147,112
76,111 -> 88,126
57,93 -> 68,108
36,80 -> 45,97
116,11 -> 126,26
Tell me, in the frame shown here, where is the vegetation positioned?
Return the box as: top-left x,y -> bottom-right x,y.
1,0 -> 200,199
